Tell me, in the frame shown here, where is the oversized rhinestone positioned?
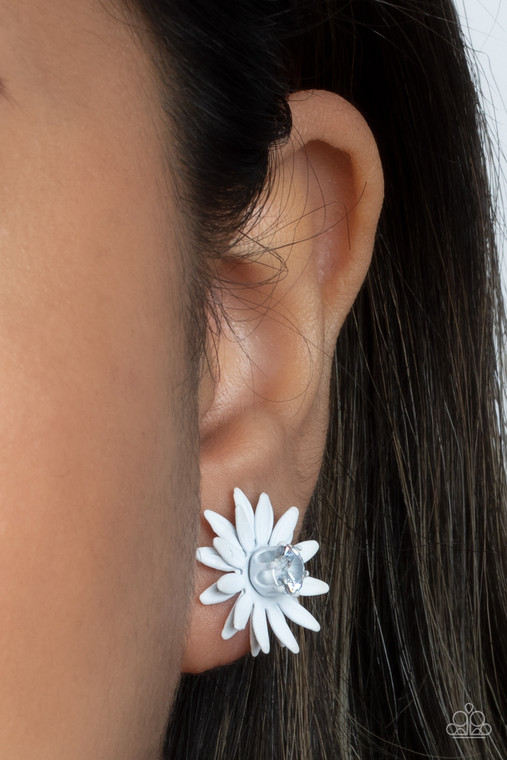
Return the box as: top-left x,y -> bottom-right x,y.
248,543 -> 308,597
272,544 -> 306,594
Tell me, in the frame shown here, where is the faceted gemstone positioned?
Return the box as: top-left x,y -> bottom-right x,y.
273,544 -> 305,595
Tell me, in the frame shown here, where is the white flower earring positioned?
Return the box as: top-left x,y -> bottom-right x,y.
196,488 -> 329,656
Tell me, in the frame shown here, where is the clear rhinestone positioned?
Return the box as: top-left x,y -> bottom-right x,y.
273,544 -> 305,595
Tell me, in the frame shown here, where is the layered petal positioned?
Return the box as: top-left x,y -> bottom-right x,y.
217,572 -> 245,595
277,594 -> 321,631
266,604 -> 300,653
199,582 -> 237,605
252,603 -> 270,654
294,539 -> 319,563
299,576 -> 330,596
250,620 -> 261,657
254,492 -> 274,546
233,590 -> 254,630
221,605 -> 239,640
204,510 -> 243,552
234,488 -> 256,553
213,537 -> 246,570
269,506 -> 299,546
196,546 -> 234,572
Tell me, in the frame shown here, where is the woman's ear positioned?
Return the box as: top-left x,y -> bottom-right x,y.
182,90 -> 383,672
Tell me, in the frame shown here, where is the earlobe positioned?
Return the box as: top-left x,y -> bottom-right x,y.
184,90 -> 383,673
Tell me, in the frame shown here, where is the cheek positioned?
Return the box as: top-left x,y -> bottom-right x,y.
0,99 -> 199,757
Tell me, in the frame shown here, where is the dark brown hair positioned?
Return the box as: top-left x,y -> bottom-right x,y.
122,0 -> 507,757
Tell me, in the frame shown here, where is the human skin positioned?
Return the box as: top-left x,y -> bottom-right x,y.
0,0 -> 386,750
0,1 -> 199,757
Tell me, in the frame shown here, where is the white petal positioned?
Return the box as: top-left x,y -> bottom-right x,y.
254,492 -> 274,546
233,591 -> 254,630
234,489 -> 256,553
217,572 -> 244,595
221,604 -> 239,640
204,510 -> 242,552
213,537 -> 246,570
196,546 -> 233,572
250,621 -> 261,657
252,603 -> 270,654
269,506 -> 299,546
266,604 -> 299,653
277,594 -> 321,631
294,539 -> 319,562
299,576 -> 330,597
233,489 -> 255,524
199,582 -> 236,605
